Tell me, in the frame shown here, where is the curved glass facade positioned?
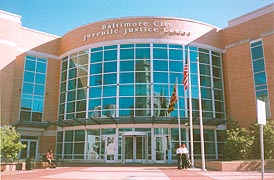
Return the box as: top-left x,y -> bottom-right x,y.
57,43 -> 224,162
59,44 -> 224,121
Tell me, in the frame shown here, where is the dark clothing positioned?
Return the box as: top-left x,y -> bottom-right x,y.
177,154 -> 182,169
181,154 -> 188,169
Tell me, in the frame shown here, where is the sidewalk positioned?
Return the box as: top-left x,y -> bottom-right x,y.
1,166 -> 274,180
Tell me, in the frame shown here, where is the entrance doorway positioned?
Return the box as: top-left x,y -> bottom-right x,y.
121,132 -> 148,163
155,135 -> 169,162
20,139 -> 38,160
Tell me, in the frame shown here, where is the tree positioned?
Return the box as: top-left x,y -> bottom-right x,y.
249,121 -> 274,159
223,128 -> 254,160
0,125 -> 26,160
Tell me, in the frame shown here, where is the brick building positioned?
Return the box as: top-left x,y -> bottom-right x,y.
0,3 -> 273,163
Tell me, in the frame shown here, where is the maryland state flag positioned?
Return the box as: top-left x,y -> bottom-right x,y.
167,84 -> 177,113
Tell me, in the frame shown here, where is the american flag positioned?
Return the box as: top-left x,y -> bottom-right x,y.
167,84 -> 177,113
183,59 -> 189,90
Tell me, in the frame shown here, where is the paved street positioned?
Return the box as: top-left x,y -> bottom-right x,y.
1,166 -> 274,180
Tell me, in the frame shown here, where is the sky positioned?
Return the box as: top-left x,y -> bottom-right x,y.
0,0 -> 273,36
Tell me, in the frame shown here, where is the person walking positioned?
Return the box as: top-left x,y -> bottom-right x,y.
181,144 -> 189,169
176,145 -> 182,169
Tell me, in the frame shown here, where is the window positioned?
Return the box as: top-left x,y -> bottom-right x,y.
19,56 -> 47,122
250,40 -> 270,118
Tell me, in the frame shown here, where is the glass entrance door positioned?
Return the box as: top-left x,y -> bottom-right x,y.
20,140 -> 38,160
122,132 -> 148,163
155,135 -> 168,162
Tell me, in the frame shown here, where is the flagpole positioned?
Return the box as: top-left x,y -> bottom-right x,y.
176,77 -> 181,146
197,56 -> 206,171
187,46 -> 195,168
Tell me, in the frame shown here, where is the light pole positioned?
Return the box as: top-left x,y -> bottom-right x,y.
197,57 -> 206,171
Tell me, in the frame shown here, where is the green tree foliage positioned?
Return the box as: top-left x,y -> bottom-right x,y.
223,120 -> 274,160
0,125 -> 26,160
249,121 -> 274,159
223,128 -> 254,160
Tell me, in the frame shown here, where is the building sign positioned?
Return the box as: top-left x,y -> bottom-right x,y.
83,20 -> 191,41
257,99 -> 266,125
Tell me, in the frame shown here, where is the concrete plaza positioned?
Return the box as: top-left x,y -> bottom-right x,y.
1,166 -> 274,180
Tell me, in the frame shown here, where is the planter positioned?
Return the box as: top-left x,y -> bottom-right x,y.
1,164 -> 6,172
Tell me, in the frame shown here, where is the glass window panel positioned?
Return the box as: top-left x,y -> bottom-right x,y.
35,73 -> 46,84
215,101 -> 224,112
21,98 -> 32,110
201,76 -> 211,87
153,48 -> 168,59
191,74 -> 198,86
60,82 -> 66,92
102,98 -> 116,109
199,52 -> 210,64
78,54 -> 88,65
89,87 -> 101,98
78,65 -> 88,77
213,78 -> 222,89
256,90 -> 268,99
20,111 -> 31,121
213,67 -> 222,78
120,60 -> 134,71
200,64 -> 210,75
26,56 -> 36,60
104,73 -> 117,85
136,71 -> 150,83
69,57 -> 77,68
59,104 -> 65,114
104,62 -> 117,73
119,97 -> 134,109
34,85 -> 44,95
212,55 -> 221,67
103,86 -> 116,97
32,100 -> 43,112
170,73 -> 182,84
120,72 -> 134,84
62,58 -> 68,71
153,72 -> 168,83
120,49 -> 134,59
169,49 -> 183,60
255,84 -> 267,91
169,61 -> 183,72
169,44 -> 182,49
23,83 -> 33,94
254,72 -> 267,85
104,50 -> 117,61
89,75 -> 102,86
90,63 -> 102,74
66,102 -> 75,113
68,79 -> 76,90
136,44 -> 150,47
202,99 -> 212,111
24,71 -> 34,82
201,87 -> 212,99
78,77 -> 87,88
31,112 -> 42,122
252,59 -> 265,73
88,99 -> 101,111
190,62 -> 197,74
119,85 -> 134,96
36,62 -> 47,73
120,44 -> 134,48
91,52 -> 103,63
136,84 -> 150,96
65,131 -> 74,142
119,110 -> 132,116
153,60 -> 168,71
214,89 -> 223,101
77,88 -> 87,100
69,68 -> 77,79
76,101 -> 86,111
57,132 -> 63,142
251,46 -> 263,60
67,91 -> 76,101
136,60 -> 150,71
25,60 -> 36,71
136,48 -> 150,59
61,71 -> 67,82
135,110 -> 150,116
37,58 -> 47,63
251,41 -> 262,47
